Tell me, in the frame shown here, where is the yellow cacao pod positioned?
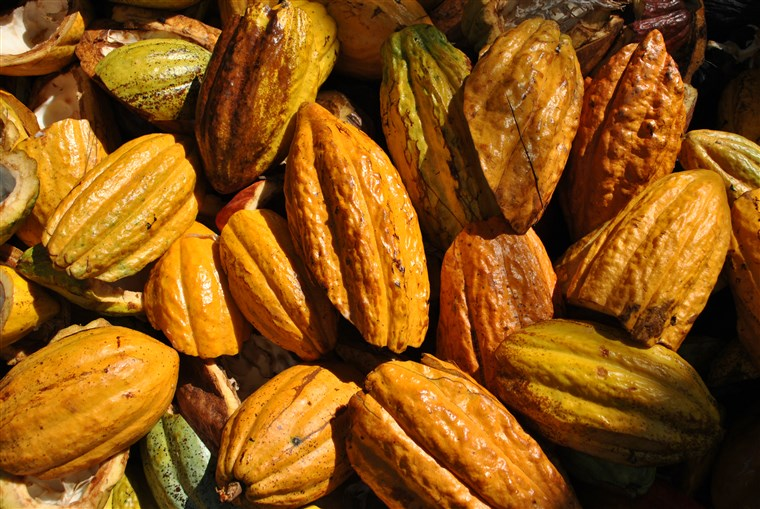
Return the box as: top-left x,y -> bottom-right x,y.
555,170 -> 731,350
14,118 -> 107,247
41,133 -> 199,282
285,101 -> 430,353
144,222 -> 251,359
486,319 -> 722,466
219,208 -> 338,360
679,129 -> 760,203
560,29 -> 687,240
727,188 -> 760,367
346,355 -> 581,508
317,0 -> 432,80
217,362 -> 363,508
463,17 -> 584,235
0,325 -> 179,479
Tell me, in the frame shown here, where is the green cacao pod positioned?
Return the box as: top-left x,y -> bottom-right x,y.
486,319 -> 723,466
0,148 -> 38,245
195,0 -> 338,194
94,38 -> 211,133
142,410 -> 232,509
41,133 -> 199,282
380,23 -> 499,251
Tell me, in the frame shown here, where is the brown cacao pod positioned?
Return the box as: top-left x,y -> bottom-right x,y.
219,208 -> 338,360
560,29 -> 688,240
40,132 -> 199,283
194,0 -> 338,194
726,188 -> 760,367
710,411 -> 760,509
436,216 -> 556,384
380,23 -> 499,251
14,118 -> 106,247
486,319 -> 723,466
285,102 -> 430,353
0,325 -> 179,479
216,362 -> 363,508
717,67 -> 760,145
463,17 -> 584,235
555,170 -> 731,350
679,129 -> 760,203
346,355 -> 581,508
144,222 -> 251,359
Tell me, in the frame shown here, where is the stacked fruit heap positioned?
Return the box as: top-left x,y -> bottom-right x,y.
1,0 -> 759,508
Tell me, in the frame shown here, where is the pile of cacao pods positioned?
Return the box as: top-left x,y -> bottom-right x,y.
1,0 -> 759,507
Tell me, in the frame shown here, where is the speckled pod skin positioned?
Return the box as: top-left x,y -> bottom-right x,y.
0,325 -> 179,479
216,362 -> 362,508
486,319 -> 722,467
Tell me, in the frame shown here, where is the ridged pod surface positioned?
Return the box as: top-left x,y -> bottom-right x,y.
346,356 -> 581,509
285,102 -> 430,353
726,188 -> 760,367
463,17 -> 583,235
679,129 -> 760,203
436,216 -> 556,384
216,362 -> 363,508
94,38 -> 211,132
486,319 -> 722,466
15,118 -> 106,247
380,24 -> 499,251
219,209 -> 338,360
144,222 -> 251,359
195,0 -> 338,194
0,325 -> 179,479
555,170 -> 731,350
560,30 -> 687,240
41,133 -> 199,282
717,67 -> 760,145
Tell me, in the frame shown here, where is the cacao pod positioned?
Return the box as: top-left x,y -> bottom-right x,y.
679,129 -> 760,203
463,17 -> 584,235
316,0 -> 432,80
560,29 -> 688,240
217,362 -> 362,508
555,170 -> 730,350
14,117 -> 106,247
41,133 -> 199,282
726,188 -> 760,367
436,216 -> 556,384
486,319 -> 723,466
380,23 -> 499,251
94,38 -> 211,133
0,89 -> 40,150
195,0 -> 338,194
346,355 -> 581,508
0,264 -> 61,348
285,101 -> 430,353
144,222 -> 251,359
0,325 -> 179,479
0,148 -> 38,245
717,67 -> 760,145
219,208 -> 338,360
